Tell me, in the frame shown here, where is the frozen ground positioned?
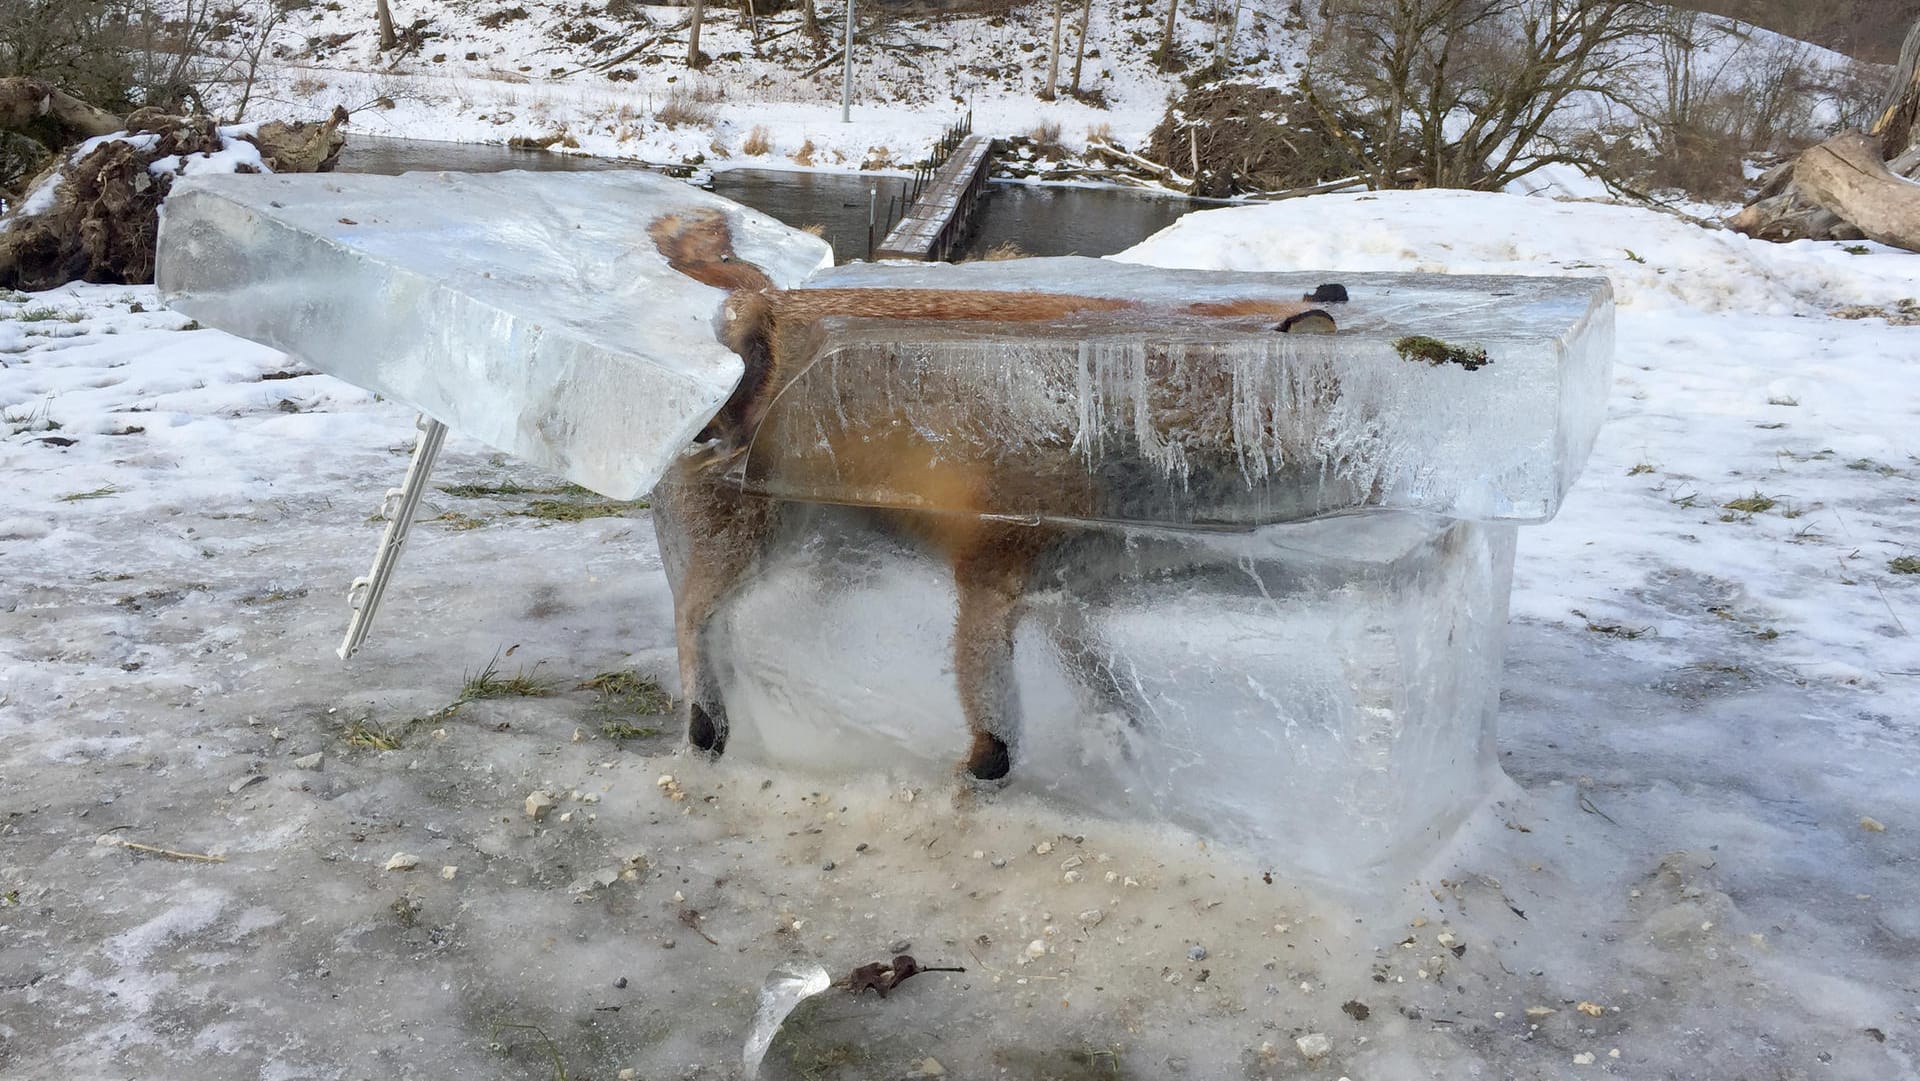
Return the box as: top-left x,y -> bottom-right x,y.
3,192 -> 1919,1079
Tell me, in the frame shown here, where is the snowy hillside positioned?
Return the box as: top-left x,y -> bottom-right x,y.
3,190 -> 1917,1077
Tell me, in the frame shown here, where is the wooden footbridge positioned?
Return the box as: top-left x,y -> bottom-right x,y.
872,117 -> 995,262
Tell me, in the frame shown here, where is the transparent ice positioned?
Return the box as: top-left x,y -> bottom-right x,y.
155,170 -> 833,499
659,259 -> 1612,886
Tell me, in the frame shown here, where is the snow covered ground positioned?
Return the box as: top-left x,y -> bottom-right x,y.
3,192 -> 1919,1078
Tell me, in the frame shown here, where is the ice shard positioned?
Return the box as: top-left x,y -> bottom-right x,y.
156,170 -> 833,498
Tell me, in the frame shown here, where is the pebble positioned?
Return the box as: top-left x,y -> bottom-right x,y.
1024,939 -> 1047,959
1861,816 -> 1886,832
1063,870 -> 1083,884
1059,855 -> 1084,871
1295,1033 -> 1332,1061
618,1070 -> 636,1081
384,852 -> 419,871
1077,908 -> 1105,926
1188,944 -> 1208,962
971,850 -> 985,860
889,939 -> 913,954
525,791 -> 557,820
614,977 -> 628,989
1525,1006 -> 1556,1018
291,752 -> 324,771
910,1058 -> 946,1077
1034,841 -> 1054,856
990,856 -> 1007,869
655,774 -> 674,788
440,866 -> 458,880
822,860 -> 835,871
228,774 -> 266,794
1573,1051 -> 1596,1065
1576,1001 -> 1605,1017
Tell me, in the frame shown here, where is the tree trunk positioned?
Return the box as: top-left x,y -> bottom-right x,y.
1157,0 -> 1178,70
1791,131 -> 1920,251
801,0 -> 820,44
1069,0 -> 1093,94
1219,0 -> 1242,64
688,0 -> 707,67
1870,16 -> 1920,158
1043,0 -> 1063,100
375,0 -> 398,51
1730,13 -> 1920,246
0,78 -> 126,146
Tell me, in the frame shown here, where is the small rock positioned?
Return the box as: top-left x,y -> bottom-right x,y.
1435,931 -> 1457,948
1861,816 -> 1886,832
228,774 -> 266,794
990,856 -> 1007,869
822,860 -> 836,871
1077,908 -> 1105,926
618,1070 -> 636,1081
440,866 -> 458,880
614,976 -> 628,989
384,852 -> 419,871
1295,1033 -> 1332,1061
888,939 -> 912,954
655,774 -> 674,788
1188,944 -> 1208,962
291,752 -> 324,771
1035,841 -> 1054,856
1063,870 -> 1083,884
1024,939 -> 1047,960
581,792 -> 600,804
911,1058 -> 946,1077
525,790 -> 557,820
1525,1006 -> 1556,1019
1059,855 -> 1084,871
1573,1051 -> 1596,1065
1576,1001 -> 1604,1017
1342,999 -> 1370,1021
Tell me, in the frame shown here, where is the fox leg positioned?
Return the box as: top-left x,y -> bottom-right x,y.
946,523 -> 1058,781
650,469 -> 776,756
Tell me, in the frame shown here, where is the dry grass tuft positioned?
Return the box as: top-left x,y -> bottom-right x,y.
790,138 -> 816,166
741,124 -> 772,156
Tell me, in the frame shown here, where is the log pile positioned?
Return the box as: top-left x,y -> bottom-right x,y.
1,78 -> 347,291
1729,18 -> 1920,251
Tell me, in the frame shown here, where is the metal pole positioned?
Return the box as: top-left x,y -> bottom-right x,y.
867,185 -> 876,260
840,0 -> 854,122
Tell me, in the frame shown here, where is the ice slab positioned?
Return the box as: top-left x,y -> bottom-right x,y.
732,259 -> 1612,526
671,505 -> 1518,886
156,170 -> 833,499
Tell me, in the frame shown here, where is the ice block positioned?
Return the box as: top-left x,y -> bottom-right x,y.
731,259 -> 1613,526
156,170 -> 834,499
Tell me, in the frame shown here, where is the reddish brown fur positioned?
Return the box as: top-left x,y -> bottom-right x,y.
651,209 -> 1327,780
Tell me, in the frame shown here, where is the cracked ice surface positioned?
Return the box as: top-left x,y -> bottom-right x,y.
156,170 -> 833,499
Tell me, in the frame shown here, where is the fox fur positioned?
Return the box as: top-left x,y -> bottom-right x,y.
648,208 -> 1332,781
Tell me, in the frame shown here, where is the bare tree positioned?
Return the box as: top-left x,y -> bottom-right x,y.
1043,0 -> 1063,100
1157,0 -> 1178,70
1306,0 -> 1666,191
1069,0 -> 1093,95
688,0 -> 706,67
800,0 -> 819,42
375,0 -> 398,51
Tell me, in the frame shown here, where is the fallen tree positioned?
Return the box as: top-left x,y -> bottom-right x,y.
1,96 -> 347,291
1729,16 -> 1920,249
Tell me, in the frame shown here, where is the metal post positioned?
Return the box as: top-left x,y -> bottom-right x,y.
338,414 -> 447,660
867,185 -> 876,260
840,0 -> 854,122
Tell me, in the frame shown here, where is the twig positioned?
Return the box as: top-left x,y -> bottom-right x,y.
96,835 -> 226,863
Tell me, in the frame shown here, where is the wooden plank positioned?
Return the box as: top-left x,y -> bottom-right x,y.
874,134 -> 996,261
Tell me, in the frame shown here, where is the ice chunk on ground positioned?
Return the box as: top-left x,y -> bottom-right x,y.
685,506 -> 1520,888
738,259 -> 1611,526
156,170 -> 833,498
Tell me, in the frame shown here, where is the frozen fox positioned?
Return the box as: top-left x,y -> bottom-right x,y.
648,208 -> 1338,782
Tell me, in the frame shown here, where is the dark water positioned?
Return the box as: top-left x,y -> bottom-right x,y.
336,135 -> 1199,263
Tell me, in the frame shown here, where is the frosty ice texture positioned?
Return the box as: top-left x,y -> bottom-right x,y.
156,170 -> 833,499
736,259 -> 1613,526
657,258 -> 1611,887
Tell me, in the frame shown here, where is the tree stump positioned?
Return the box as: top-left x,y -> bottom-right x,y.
1,104 -> 347,291
1728,16 -> 1920,250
